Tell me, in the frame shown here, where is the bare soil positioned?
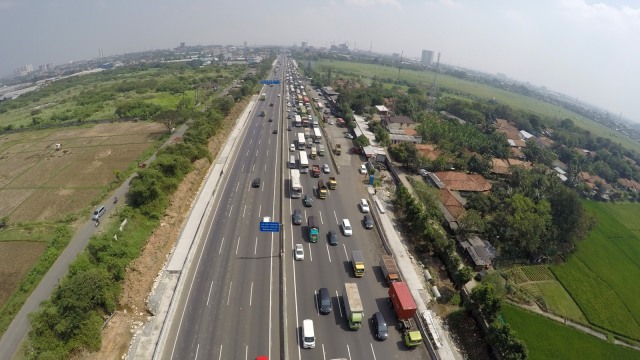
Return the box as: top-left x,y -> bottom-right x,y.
76,100 -> 249,360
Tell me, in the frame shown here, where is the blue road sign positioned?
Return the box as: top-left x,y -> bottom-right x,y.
260,80 -> 281,85
260,222 -> 280,232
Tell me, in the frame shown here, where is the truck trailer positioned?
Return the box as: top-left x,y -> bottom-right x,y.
380,255 -> 400,285
389,282 -> 423,348
344,283 -> 364,330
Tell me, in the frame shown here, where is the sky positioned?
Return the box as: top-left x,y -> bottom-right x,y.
1,0 -> 639,122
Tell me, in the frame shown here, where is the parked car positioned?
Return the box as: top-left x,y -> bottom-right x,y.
290,143 -> 295,152
294,244 -> 304,260
418,169 -> 429,177
359,199 -> 370,213
327,231 -> 338,246
363,214 -> 374,229
372,312 -> 388,340
359,164 -> 368,175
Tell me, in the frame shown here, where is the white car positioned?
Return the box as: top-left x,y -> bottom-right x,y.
359,164 -> 368,175
294,244 -> 304,261
290,144 -> 295,152
359,199 -> 370,213
322,164 -> 330,173
277,94 -> 281,97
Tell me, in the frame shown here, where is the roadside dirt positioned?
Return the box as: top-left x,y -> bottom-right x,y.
76,100 -> 249,360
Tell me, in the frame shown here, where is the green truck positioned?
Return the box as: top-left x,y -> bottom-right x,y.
344,283 -> 364,330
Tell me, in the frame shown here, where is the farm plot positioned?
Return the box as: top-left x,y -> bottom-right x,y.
0,241 -> 48,306
503,304 -> 639,360
551,201 -> 640,340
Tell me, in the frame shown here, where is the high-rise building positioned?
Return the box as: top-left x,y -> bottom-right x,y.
421,50 -> 434,65
301,42 -> 308,50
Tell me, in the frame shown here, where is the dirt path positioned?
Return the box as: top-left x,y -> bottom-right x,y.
75,99 -> 250,360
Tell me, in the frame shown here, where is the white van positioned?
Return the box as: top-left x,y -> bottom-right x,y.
289,155 -> 296,169
302,319 -> 315,348
341,219 -> 352,236
91,205 -> 106,221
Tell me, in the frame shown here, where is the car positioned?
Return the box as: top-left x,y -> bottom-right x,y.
341,219 -> 352,236
322,164 -> 330,173
294,244 -> 304,260
287,114 -> 291,119
277,94 -> 281,97
345,133 -> 355,139
252,178 -> 261,188
364,214 -> 374,229
292,209 -> 302,225
418,169 -> 429,177
268,118 -> 273,122
269,103 -> 274,107
327,231 -> 338,246
262,216 -> 271,222
287,125 -> 292,131
318,288 -> 332,314
359,164 -> 368,175
303,194 -> 313,207
359,199 -> 370,213
290,143 -> 295,152
372,312 -> 388,340
272,129 -> 278,134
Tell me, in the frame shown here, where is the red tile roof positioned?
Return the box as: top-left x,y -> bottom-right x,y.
434,171 -> 492,192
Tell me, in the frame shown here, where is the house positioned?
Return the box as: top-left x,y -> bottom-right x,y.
431,171 -> 492,193
382,115 -> 416,133
389,134 -> 422,145
374,105 -> 389,115
491,158 -> 532,176
457,235 -> 496,271
618,178 -> 640,192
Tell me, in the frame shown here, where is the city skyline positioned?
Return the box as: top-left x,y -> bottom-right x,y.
1,0 -> 639,122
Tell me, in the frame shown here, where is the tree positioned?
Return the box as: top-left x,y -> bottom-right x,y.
470,283 -> 502,323
154,109 -> 184,132
458,209 -> 486,238
488,322 -> 528,360
455,266 -> 473,286
354,135 -> 370,147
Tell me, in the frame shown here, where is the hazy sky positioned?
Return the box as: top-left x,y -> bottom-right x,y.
1,0 -> 639,122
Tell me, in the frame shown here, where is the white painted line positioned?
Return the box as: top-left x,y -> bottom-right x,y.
243,205 -> 246,218
235,182 -> 240,192
235,236 -> 240,255
326,244 -> 332,263
241,164 -> 245,172
218,237 -> 224,254
195,343 -> 199,359
308,243 -> 313,262
347,344 -> 352,360
226,282 -> 232,306
249,282 -> 254,307
206,281 -> 214,306
245,345 -> 248,360
322,344 -> 326,359
336,289 -> 344,317
369,343 -> 377,360
218,345 -> 223,360
319,210 -> 323,225
333,210 -> 338,224
342,244 -> 348,259
314,289 -> 319,315
254,237 -> 258,254
246,150 -> 250,157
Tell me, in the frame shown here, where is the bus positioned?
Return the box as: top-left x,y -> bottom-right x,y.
294,114 -> 302,127
299,151 -> 309,173
308,216 -> 319,242
313,128 -> 322,143
290,169 -> 302,198
297,133 -> 306,150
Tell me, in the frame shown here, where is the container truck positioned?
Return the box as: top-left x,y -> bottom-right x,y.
389,282 -> 423,348
351,250 -> 365,277
380,255 -> 400,285
344,283 -> 364,330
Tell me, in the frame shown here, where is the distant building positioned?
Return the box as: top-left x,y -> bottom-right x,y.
301,42 -> 308,50
421,50 -> 434,65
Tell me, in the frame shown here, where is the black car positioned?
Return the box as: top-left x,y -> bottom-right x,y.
268,118 -> 273,122
287,125 -> 292,131
269,103 -> 274,106
372,312 -> 388,340
327,231 -> 338,246
251,178 -> 261,188
364,214 -> 374,229
272,129 -> 278,134
318,288 -> 332,314
292,208 -> 302,225
303,194 -> 313,207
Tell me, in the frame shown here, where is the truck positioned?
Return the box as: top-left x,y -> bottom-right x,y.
328,177 -> 337,190
318,144 -> 325,156
317,179 -> 328,199
311,164 -> 321,178
389,282 -> 423,348
313,128 -> 322,143
310,146 -> 317,159
344,283 -> 364,330
351,250 -> 365,277
380,255 -> 400,285
334,144 -> 342,155
308,216 -> 319,242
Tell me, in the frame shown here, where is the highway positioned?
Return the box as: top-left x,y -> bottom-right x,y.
162,54 -> 430,360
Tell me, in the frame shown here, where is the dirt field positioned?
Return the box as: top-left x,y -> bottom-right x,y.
76,100 -> 250,360
0,122 -> 165,314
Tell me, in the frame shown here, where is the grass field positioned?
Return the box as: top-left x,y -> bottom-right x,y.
503,304 -> 639,360
551,201 -> 640,340
312,59 -> 640,153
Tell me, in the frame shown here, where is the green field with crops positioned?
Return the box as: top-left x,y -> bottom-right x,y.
503,304 -> 639,360
312,59 -> 640,153
551,201 -> 640,340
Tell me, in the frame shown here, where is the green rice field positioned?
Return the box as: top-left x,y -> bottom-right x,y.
503,304 -> 639,360
551,201 -> 640,340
